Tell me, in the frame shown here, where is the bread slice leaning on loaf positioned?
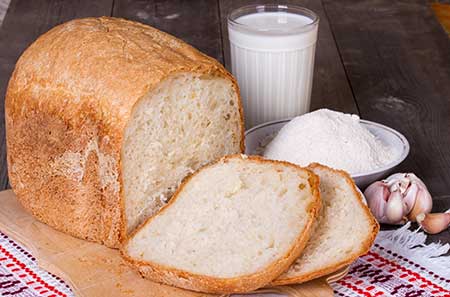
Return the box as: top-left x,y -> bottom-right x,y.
5,17 -> 244,248
121,155 -> 321,294
271,163 -> 379,286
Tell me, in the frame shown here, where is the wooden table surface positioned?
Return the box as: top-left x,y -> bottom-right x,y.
0,0 -> 449,245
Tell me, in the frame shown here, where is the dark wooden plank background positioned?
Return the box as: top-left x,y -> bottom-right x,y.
113,0 -> 224,63
0,0 -> 449,242
323,0 -> 450,196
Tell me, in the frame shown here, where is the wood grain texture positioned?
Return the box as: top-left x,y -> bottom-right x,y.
322,0 -> 450,200
0,0 -> 114,190
218,0 -> 358,113
112,0 -> 224,63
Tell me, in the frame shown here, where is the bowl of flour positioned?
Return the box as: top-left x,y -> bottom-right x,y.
245,109 -> 409,188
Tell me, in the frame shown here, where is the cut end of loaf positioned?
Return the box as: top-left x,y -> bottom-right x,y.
122,155 -> 321,293
5,16 -> 245,248
122,73 -> 243,234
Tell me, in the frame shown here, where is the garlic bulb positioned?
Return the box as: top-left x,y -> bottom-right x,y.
364,173 -> 432,225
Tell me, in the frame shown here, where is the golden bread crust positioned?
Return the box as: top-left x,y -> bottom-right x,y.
121,155 -> 321,294
5,17 -> 244,248
271,163 -> 379,286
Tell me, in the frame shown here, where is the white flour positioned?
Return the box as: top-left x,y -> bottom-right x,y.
263,109 -> 399,174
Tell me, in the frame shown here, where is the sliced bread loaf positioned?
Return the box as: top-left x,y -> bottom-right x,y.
6,17 -> 244,248
271,163 -> 379,285
121,155 -> 321,294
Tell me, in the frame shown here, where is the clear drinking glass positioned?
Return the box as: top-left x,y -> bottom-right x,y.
228,4 -> 319,128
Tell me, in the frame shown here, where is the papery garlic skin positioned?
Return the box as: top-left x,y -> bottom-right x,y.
364,173 -> 432,225
402,182 -> 418,214
365,181 -> 390,223
407,185 -> 433,222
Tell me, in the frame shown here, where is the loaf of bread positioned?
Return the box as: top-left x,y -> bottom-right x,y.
272,163 -> 379,285
5,17 -> 244,248
121,155 -> 321,293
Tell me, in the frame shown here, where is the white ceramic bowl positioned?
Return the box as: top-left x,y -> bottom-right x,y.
245,118 -> 410,189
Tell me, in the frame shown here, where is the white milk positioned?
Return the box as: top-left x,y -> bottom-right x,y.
228,8 -> 319,128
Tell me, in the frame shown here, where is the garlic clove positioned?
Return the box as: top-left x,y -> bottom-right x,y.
364,181 -> 390,222
403,182 -> 418,214
385,190 -> 406,224
364,181 -> 389,201
407,186 -> 433,222
416,212 -> 450,234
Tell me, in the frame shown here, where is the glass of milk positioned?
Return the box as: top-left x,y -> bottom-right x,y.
228,4 -> 319,128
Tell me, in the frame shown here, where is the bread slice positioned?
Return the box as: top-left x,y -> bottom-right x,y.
271,163 -> 379,286
121,155 -> 321,294
6,17 -> 244,248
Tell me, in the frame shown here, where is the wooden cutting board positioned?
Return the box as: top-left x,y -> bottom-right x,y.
0,190 -> 341,297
